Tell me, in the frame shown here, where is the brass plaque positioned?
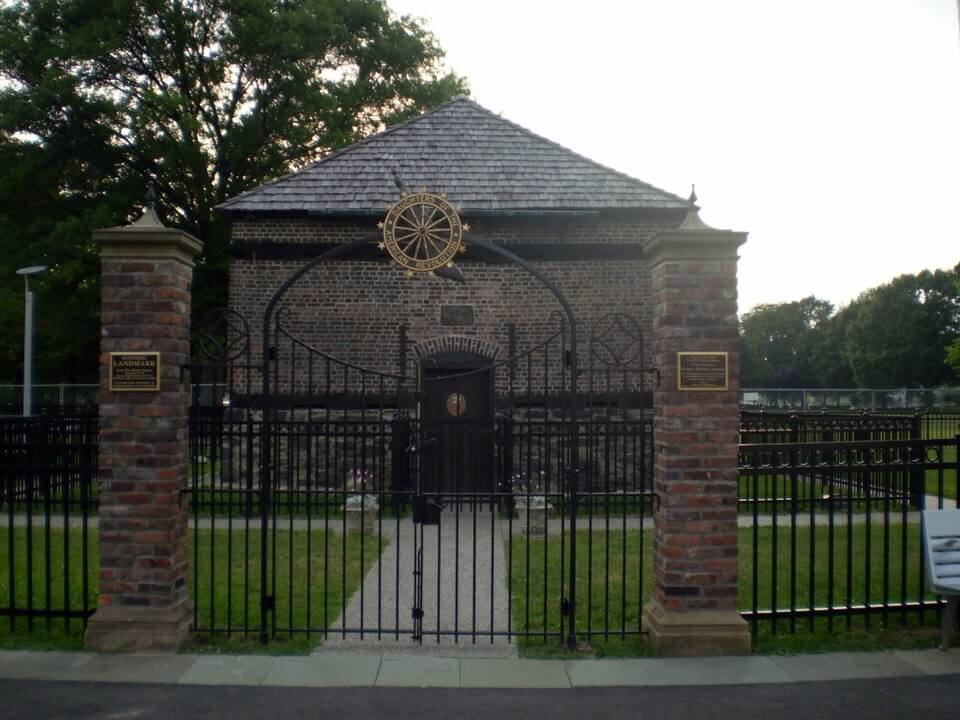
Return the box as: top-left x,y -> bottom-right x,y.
109,352 -> 161,392
677,352 -> 728,391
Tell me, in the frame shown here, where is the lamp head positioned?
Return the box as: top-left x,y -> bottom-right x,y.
16,266 -> 48,276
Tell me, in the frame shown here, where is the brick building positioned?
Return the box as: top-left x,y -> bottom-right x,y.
218,97 -> 690,387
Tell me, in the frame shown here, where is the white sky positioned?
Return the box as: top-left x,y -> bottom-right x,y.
387,0 -> 960,314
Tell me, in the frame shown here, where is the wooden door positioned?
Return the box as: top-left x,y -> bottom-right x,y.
422,366 -> 494,496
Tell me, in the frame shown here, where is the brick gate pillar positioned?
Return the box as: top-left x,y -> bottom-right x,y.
641,207 -> 750,656
85,201 -> 202,652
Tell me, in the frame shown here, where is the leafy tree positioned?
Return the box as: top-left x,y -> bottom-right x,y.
807,302 -> 856,388
739,296 -> 836,387
947,276 -> 960,378
845,267 -> 960,387
0,0 -> 466,382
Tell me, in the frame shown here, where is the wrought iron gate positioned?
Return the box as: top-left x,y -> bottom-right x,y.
188,231 -> 653,650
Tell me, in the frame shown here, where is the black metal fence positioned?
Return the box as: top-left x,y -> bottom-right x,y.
186,405 -> 655,649
919,412 -> 960,440
740,409 -> 960,445
739,435 -> 960,635
4,406 -> 960,648
0,414 -> 98,633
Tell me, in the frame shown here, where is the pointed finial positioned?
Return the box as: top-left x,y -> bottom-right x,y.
145,181 -> 157,210
131,180 -> 164,228
688,183 -> 698,205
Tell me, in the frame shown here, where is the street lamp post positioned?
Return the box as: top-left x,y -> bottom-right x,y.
16,265 -> 48,416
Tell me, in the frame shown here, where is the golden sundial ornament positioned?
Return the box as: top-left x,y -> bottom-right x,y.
378,191 -> 468,273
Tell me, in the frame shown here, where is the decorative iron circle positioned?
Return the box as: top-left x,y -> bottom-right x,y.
379,192 -> 464,272
197,308 -> 250,362
446,392 -> 467,417
589,312 -> 644,368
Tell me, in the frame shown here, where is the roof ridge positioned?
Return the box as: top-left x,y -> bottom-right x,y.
217,97 -> 692,214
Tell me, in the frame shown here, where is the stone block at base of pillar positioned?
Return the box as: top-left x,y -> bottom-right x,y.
643,601 -> 751,657
85,600 -> 193,653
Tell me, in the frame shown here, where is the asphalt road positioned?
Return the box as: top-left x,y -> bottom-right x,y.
2,676 -> 958,720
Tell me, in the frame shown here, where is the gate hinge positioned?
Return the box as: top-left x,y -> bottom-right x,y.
268,346 -> 276,361
263,595 -> 276,611
561,598 -> 571,617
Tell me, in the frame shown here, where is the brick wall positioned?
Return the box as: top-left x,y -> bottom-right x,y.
227,214 -> 672,395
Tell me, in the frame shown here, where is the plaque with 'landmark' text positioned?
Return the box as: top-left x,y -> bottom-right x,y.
109,352 -> 161,392
677,352 -> 728,391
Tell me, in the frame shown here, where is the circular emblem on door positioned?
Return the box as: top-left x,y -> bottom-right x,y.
378,191 -> 467,273
446,392 -> 467,417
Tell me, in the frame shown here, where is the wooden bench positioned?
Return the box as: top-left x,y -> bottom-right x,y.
922,510 -> 960,650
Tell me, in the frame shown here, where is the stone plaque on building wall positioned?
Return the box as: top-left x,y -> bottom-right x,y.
440,305 -> 475,326
677,352 -> 728,391
109,352 -> 161,392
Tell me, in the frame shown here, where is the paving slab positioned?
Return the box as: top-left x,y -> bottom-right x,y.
263,655 -> 381,687
376,657 -> 460,687
0,650 -> 95,680
460,658 -> 571,688
771,651 -> 923,682
893,648 -> 960,675
566,656 -> 793,687
65,654 -> 196,684
177,655 -> 275,686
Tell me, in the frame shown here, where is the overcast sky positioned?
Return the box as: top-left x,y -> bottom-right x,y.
387,0 -> 960,314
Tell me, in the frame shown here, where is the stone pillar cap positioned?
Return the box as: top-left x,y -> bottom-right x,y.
94,205 -> 203,264
644,207 -> 747,263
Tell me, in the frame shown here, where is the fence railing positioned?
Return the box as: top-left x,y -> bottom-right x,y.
740,409 -> 960,445
0,384 -> 98,416
0,414 -> 98,633
7,384 -> 960,413
738,435 -> 960,635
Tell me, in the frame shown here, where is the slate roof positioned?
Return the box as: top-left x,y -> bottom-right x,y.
217,96 -> 690,215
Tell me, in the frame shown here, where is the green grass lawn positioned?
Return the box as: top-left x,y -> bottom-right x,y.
923,442 -> 958,500
510,522 -> 945,657
508,528 -> 650,657
0,527 -> 380,653
918,413 -> 960,499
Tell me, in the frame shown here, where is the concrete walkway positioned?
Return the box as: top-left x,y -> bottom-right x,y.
0,648 -> 957,688
320,509 -> 516,657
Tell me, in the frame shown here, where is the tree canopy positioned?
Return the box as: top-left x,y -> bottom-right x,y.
845,268 -> 960,388
739,296 -> 839,388
0,0 -> 466,382
740,265 -> 960,388
946,276 -> 960,377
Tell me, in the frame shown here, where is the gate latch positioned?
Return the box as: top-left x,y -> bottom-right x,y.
411,607 -> 424,620
560,598 -> 571,617
263,595 -> 276,611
